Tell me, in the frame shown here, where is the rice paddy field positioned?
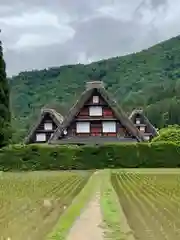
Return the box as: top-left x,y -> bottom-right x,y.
0,171 -> 92,240
1,169 -> 180,240
112,169 -> 180,240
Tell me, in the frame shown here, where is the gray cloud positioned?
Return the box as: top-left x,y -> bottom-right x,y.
149,0 -> 167,8
72,17 -> 144,57
0,0 -> 179,76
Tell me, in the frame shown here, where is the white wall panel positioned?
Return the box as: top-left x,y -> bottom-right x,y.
102,121 -> 116,133
140,126 -> 145,132
44,122 -> 53,130
76,122 -> 90,133
89,106 -> 102,116
92,96 -> 99,103
36,133 -> 46,142
136,119 -> 141,124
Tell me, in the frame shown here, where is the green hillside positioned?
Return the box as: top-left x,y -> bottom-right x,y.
10,35 -> 180,142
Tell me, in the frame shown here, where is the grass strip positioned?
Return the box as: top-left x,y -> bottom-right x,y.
47,171 -> 102,240
100,169 -> 135,240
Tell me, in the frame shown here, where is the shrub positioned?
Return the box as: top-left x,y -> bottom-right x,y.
0,142 -> 180,171
153,127 -> 180,143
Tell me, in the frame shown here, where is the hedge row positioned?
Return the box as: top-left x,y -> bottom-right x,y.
0,142 -> 180,171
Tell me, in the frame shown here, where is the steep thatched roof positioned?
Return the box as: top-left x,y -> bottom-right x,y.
129,109 -> 158,137
24,108 -> 64,144
49,81 -> 145,142
43,103 -> 68,117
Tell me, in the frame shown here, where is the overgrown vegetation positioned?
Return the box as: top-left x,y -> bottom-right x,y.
1,142 -> 180,171
0,40 -> 11,147
10,35 -> 180,142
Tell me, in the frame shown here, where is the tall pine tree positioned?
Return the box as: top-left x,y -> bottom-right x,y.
0,38 -> 11,147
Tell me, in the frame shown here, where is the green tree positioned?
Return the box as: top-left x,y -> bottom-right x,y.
0,39 -> 11,146
152,125 -> 180,143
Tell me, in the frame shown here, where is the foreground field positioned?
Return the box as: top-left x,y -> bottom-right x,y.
112,169 -> 180,240
0,171 -> 91,240
1,169 -> 180,240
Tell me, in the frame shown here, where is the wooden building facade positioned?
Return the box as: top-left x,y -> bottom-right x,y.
61,91 -> 133,138
129,109 -> 158,141
25,108 -> 63,144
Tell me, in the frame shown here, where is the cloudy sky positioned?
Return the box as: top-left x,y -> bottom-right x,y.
0,0 -> 180,76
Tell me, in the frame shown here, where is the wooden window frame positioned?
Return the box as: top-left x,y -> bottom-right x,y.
36,133 -> 46,142
76,122 -> 90,133
102,121 -> 116,133
44,122 -> 53,131
89,106 -> 102,116
92,96 -> 99,103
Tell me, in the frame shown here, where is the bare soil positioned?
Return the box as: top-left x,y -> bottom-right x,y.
66,192 -> 104,240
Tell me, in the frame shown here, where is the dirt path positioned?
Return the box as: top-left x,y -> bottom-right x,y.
66,191 -> 104,240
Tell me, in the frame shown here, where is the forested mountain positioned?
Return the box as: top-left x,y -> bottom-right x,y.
10,35 -> 180,142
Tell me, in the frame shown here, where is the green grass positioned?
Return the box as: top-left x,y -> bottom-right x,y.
100,169 -> 135,240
